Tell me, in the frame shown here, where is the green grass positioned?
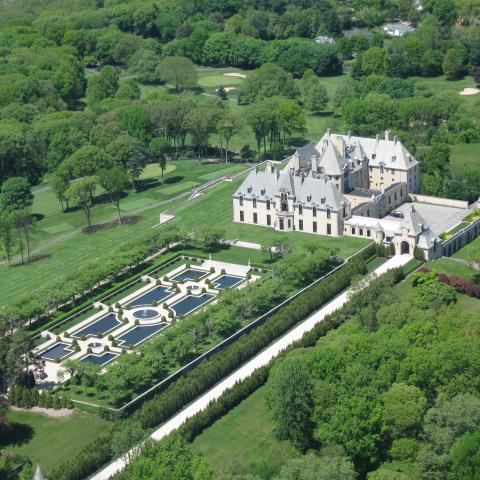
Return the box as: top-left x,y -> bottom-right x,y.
453,236 -> 480,262
193,386 -> 298,476
1,410 -> 111,476
426,257 -> 478,280
0,161 -> 247,305
450,143 -> 480,175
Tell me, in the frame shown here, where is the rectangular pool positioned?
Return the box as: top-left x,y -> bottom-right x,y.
170,294 -> 215,317
40,342 -> 74,361
212,274 -> 245,290
127,285 -> 173,307
71,313 -> 122,339
80,352 -> 119,366
115,323 -> 168,347
171,268 -> 207,282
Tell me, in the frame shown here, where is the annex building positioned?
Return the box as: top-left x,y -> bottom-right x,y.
233,130 -> 448,260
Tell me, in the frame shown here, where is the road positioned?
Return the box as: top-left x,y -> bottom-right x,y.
90,254 -> 411,480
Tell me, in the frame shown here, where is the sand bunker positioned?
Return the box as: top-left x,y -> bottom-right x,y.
223,72 -> 246,79
216,87 -> 236,92
460,87 -> 480,96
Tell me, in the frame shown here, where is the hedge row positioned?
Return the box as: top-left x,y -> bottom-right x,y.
420,268 -> 480,298
49,243 -> 375,480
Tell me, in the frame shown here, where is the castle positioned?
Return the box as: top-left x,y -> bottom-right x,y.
233,130 -> 442,259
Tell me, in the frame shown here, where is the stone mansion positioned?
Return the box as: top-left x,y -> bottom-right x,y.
232,130 -> 444,259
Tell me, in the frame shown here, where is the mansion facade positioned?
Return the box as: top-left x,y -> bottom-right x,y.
232,130 -> 441,259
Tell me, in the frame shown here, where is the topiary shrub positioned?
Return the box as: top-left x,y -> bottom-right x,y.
152,301 -> 158,307
63,331 -> 69,338
115,302 -> 120,309
156,279 -> 162,285
163,275 -> 169,282
56,336 -> 61,342
134,319 -> 139,326
108,306 -> 113,312
87,347 -> 92,354
107,335 -> 113,341
221,268 -> 226,275
104,345 -> 110,352
161,316 -> 166,322
201,287 -> 206,293
210,267 -> 215,273
168,311 -> 173,318
163,303 -> 168,309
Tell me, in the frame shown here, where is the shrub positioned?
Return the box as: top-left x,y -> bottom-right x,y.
210,267 -> 215,273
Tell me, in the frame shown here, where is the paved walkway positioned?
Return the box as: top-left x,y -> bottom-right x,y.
90,254 -> 411,480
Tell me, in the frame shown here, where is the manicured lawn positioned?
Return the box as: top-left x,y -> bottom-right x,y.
450,143 -> 480,175
412,75 -> 479,103
426,257 -> 478,280
192,386 -> 298,476
1,409 -> 111,476
0,161 -> 247,305
454,236 -> 480,261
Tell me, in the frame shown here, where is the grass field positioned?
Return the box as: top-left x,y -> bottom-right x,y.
453,235 -> 480,261
1,409 -> 111,476
426,257 -> 478,280
0,161 -> 246,305
450,143 -> 480,174
193,386 -> 298,476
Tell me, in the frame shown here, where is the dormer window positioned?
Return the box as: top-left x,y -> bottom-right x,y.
239,196 -> 243,206
321,197 -> 326,204
247,186 -> 252,193
261,188 -> 265,195
307,194 -> 312,202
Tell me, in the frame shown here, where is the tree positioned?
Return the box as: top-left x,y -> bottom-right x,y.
63,145 -> 112,178
156,56 -> 197,92
382,383 -> 427,437
86,66 -> 119,105
276,98 -> 306,145
111,420 -> 145,463
115,80 -> 141,100
362,47 -> 387,76
443,48 -> 465,80
432,0 -> 458,27
217,113 -> 242,163
450,431 -> 480,480
65,177 -> 97,229
98,167 -> 129,225
246,101 -> 275,160
0,213 -> 15,266
412,271 -> 457,310
275,454 -> 356,480
51,171 -> 70,211
148,138 -> 170,178
186,105 -> 221,159
128,48 -> 162,83
0,177 -> 33,212
300,70 -> 329,113
265,353 -> 314,449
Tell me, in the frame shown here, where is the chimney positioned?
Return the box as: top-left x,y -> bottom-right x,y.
334,136 -> 345,157
276,170 -> 280,181
327,128 -> 331,137
393,135 -> 398,145
292,152 -> 300,172
267,161 -> 275,173
348,130 -> 352,140
385,130 -> 391,141
311,154 -> 318,175
376,134 -> 380,142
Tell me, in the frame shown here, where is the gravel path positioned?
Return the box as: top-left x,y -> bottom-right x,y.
90,254 -> 411,480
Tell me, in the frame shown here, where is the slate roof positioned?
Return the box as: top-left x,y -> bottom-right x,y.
234,169 -> 348,210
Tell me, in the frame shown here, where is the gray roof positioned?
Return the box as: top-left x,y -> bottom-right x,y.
343,28 -> 374,39
417,229 -> 440,249
401,204 -> 428,236
316,132 -> 418,170
383,22 -> 414,34
234,169 -> 348,210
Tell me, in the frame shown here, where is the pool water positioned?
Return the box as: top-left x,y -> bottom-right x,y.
128,286 -> 173,307
170,294 -> 215,317
171,268 -> 207,282
212,274 -> 245,290
40,342 -> 74,361
81,352 -> 119,366
116,323 -> 168,347
71,313 -> 121,338
133,309 -> 159,320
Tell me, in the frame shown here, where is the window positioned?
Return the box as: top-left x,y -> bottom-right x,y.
253,198 -> 257,208
266,200 -> 270,210
240,211 -> 244,222
327,208 -> 331,219
267,214 -> 271,226
352,227 -> 356,235
279,218 -> 284,230
299,219 -> 303,231
287,219 -> 291,229
380,165 -> 384,174
253,212 -> 258,224
313,206 -> 317,217
343,205 -> 347,217
280,193 -> 288,212
359,228 -> 363,236
327,223 -> 331,235
298,204 -> 303,215
367,229 -> 371,237
313,221 -> 317,233
239,196 -> 243,206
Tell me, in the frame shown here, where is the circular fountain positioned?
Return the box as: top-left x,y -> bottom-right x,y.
133,309 -> 159,320
87,341 -> 102,349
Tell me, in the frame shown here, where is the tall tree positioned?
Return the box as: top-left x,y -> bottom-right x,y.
0,213 -> 15,267
217,113 -> 242,163
149,137 -> 170,178
0,177 -> 34,212
156,56 -> 197,92
65,177 -> 97,229
98,167 -> 129,225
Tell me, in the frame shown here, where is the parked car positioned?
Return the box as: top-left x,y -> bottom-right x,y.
391,210 -> 404,218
